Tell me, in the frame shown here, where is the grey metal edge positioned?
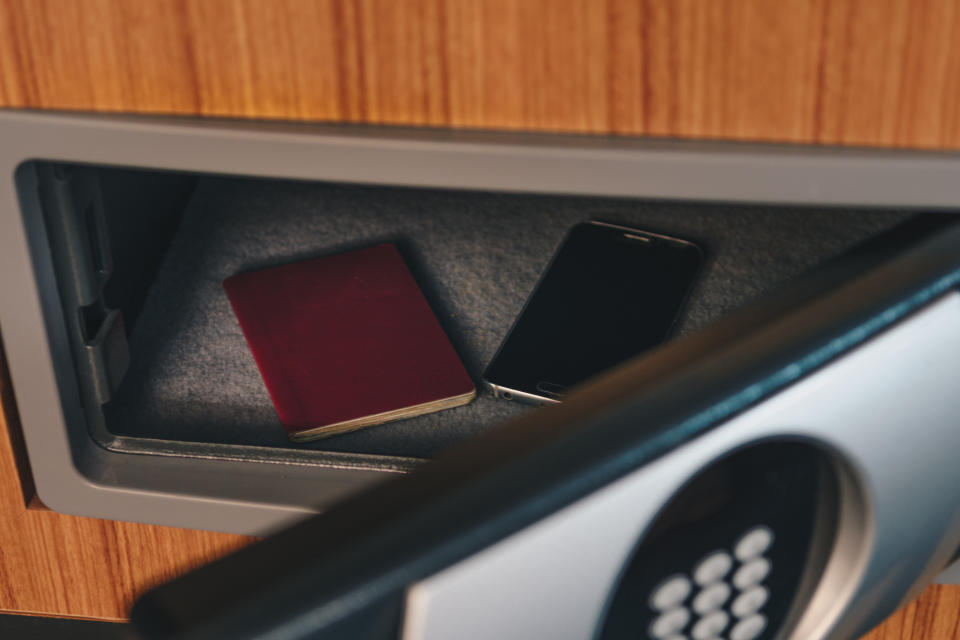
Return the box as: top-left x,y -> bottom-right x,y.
1,108 -> 959,561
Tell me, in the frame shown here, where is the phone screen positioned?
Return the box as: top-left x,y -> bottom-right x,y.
483,222 -> 703,401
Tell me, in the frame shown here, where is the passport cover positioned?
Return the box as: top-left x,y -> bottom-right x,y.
223,244 -> 475,442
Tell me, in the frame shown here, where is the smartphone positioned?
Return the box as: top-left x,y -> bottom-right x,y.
483,221 -> 703,404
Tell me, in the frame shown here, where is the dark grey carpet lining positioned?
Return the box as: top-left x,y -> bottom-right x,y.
104,177 -> 908,458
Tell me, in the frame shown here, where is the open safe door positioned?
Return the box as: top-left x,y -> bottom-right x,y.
132,217 -> 960,640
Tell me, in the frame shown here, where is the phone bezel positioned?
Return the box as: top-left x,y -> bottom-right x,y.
482,220 -> 704,404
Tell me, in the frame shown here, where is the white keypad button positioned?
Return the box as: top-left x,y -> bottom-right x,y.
691,610 -> 729,640
732,585 -> 769,618
650,574 -> 693,611
735,526 -> 774,561
692,582 -> 731,615
693,551 -> 733,586
730,613 -> 767,640
733,557 -> 771,590
663,635 -> 688,640
649,607 -> 691,639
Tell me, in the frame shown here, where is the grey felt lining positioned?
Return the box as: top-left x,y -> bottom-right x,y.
104,177 -> 908,458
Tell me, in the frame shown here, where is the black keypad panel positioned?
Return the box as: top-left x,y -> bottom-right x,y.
643,525 -> 773,640
597,441 -> 838,640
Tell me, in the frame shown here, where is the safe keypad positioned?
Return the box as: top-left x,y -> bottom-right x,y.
647,526 -> 774,640
598,443 -> 830,640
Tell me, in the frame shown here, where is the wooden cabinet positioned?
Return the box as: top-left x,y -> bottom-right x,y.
1,1 -> 958,636
2,0 -> 960,148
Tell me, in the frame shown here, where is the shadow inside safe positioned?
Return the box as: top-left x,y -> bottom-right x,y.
29,162 -> 910,463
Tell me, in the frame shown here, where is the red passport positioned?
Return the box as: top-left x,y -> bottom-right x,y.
223,244 -> 475,442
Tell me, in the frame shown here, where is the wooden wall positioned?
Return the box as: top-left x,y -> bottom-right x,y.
2,0 -> 960,148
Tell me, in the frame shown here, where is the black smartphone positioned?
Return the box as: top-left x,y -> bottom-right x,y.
483,221 -> 703,403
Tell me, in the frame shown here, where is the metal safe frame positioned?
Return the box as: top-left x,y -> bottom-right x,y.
2,110 -> 960,562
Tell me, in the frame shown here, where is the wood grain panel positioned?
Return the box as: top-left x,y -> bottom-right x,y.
2,0 -> 960,148
0,342 -> 254,620
864,585 -> 960,640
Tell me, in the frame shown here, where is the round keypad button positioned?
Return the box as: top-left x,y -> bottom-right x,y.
649,607 -> 691,639
650,574 -> 693,611
693,551 -> 733,586
733,557 -> 771,590
691,610 -> 729,640
734,526 -> 774,561
730,613 -> 767,640
732,585 -> 769,618
692,582 -> 731,615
